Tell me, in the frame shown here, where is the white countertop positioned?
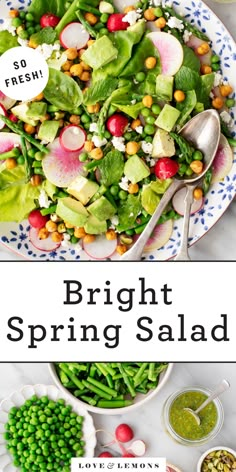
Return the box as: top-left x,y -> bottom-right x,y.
0,362 -> 235,471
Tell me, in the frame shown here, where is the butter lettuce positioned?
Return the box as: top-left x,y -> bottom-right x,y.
0,31 -> 18,54
43,68 -> 83,113
98,150 -> 124,187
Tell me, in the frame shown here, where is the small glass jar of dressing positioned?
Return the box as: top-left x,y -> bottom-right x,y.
162,386 -> 224,446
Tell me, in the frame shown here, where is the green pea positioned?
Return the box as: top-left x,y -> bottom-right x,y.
135,2 -> 142,7
79,152 -> 88,162
178,163 -> 187,175
12,17 -> 22,27
71,236 -> 79,244
19,11 -> 26,18
141,107 -> 151,117
18,30 -> 29,39
146,115 -> 155,125
110,184 -> 119,196
193,150 -> 203,160
185,167 -> 193,176
104,130 -> 111,139
34,24 -> 41,32
119,190 -> 128,200
84,122 -> 91,130
154,7 -> 163,17
211,63 -> 221,71
35,151 -> 45,161
151,103 -> 161,115
136,71 -> 146,83
124,132 -> 132,140
99,27 -> 108,35
226,98 -> 235,108
81,114 -> 90,124
211,54 -> 220,64
145,136 -> 153,143
144,124 -> 155,135
100,13 -> 109,23
26,12 -> 34,21
27,26 -> 35,35
26,21 -> 33,28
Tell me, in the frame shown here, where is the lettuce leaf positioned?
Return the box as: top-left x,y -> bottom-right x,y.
117,195 -> 142,230
30,27 -> 57,46
176,90 -> 197,127
28,0 -> 66,22
182,45 -> 200,73
0,31 -> 18,54
83,78 -> 118,106
121,35 -> 161,78
98,150 -> 124,187
175,65 -> 200,92
43,68 -> 83,113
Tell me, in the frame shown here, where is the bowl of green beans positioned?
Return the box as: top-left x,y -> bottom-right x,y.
49,363 -> 174,414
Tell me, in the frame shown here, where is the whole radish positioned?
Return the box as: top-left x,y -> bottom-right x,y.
98,452 -> 114,458
28,209 -> 49,229
107,13 -> 129,32
115,424 -> 134,443
40,13 -> 60,28
154,158 -> 179,180
106,114 -> 129,137
122,453 -> 135,457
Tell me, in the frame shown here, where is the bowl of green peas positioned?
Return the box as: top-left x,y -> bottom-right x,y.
49,362 -> 174,414
0,384 -> 96,472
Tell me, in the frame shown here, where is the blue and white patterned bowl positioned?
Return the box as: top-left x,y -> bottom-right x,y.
0,0 -> 236,260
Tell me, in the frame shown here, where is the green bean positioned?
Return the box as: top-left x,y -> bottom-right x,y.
118,363 -> 136,398
163,6 -> 209,41
95,363 -> 108,377
59,364 -> 84,390
76,10 -> 98,38
81,395 -> 97,406
0,148 -> 21,160
148,363 -> 156,382
82,380 -> 112,400
0,115 -> 49,153
86,376 -> 117,397
101,363 -> 116,377
77,2 -> 102,15
97,400 -> 133,408
83,160 -> 100,171
227,137 -> 236,147
40,205 -> 57,216
106,375 -> 114,389
133,363 -> 148,386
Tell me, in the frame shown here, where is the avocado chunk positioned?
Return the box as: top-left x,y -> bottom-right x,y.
156,75 -> 174,101
84,215 -> 107,234
56,197 -> 88,227
87,196 -> 116,221
152,129 -> 175,158
26,102 -> 47,120
11,103 -> 38,126
155,104 -> 181,132
38,120 -> 60,143
124,154 -> 150,184
67,176 -> 99,206
81,36 -> 118,70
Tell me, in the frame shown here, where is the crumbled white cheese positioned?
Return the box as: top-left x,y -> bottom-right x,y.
164,0 -> 173,6
152,0 -> 162,5
214,72 -> 224,88
141,141 -> 153,154
110,215 -> 119,227
36,43 -> 60,60
63,233 -> 71,242
210,92 -> 215,99
111,136 -> 126,152
167,16 -> 184,31
220,111 -> 234,128
119,176 -> 129,191
129,212 -> 134,217
0,18 -> 16,35
135,126 -> 143,134
89,123 -> 99,133
131,99 -> 136,105
122,10 -> 141,26
133,79 -> 139,85
92,135 -> 107,147
38,189 -> 50,209
183,30 -> 192,43
18,37 -> 29,47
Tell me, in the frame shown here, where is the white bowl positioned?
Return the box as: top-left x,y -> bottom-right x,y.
197,446 -> 236,472
49,363 -> 174,415
0,384 -> 96,472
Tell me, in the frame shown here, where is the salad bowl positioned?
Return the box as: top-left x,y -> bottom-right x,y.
0,0 -> 235,261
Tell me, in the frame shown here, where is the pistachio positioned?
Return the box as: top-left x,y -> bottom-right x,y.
201,450 -> 236,472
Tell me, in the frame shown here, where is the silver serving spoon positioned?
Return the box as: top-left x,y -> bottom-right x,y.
184,379 -> 230,426
174,182 -> 198,261
121,109 -> 221,261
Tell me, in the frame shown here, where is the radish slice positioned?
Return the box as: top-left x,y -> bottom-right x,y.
128,440 -> 146,457
60,22 -> 90,50
186,35 -> 212,65
0,132 -> 21,153
83,234 -> 117,260
0,91 -> 16,110
0,104 -> 7,130
29,227 -> 61,252
42,138 -> 87,188
212,133 -> 233,183
144,220 -> 173,253
147,32 -> 183,76
172,187 -> 204,216
60,125 -> 86,152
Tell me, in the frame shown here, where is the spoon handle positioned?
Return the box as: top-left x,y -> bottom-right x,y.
174,184 -> 196,261
120,179 -> 183,261
195,379 -> 230,414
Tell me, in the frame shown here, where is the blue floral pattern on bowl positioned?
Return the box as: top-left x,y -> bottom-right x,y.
0,0 -> 236,260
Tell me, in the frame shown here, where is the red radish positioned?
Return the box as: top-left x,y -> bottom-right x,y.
154,158 -> 179,180
115,424 -> 134,443
98,452 -> 114,458
0,104 -> 7,130
143,220 -> 173,253
29,227 -> 61,252
107,13 -> 129,32
0,91 -> 16,110
83,234 -> 117,260
9,113 -> 18,123
212,133 -> 233,183
60,22 -> 90,50
128,440 -> 146,457
147,32 -> 183,76
186,35 -> 212,65
0,132 -> 21,153
28,209 -> 49,229
106,114 -> 129,137
60,125 -> 86,152
42,138 -> 87,187
40,13 -> 60,28
172,187 -> 204,216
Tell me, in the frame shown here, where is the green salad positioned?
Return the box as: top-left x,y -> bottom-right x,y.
0,0 -> 235,258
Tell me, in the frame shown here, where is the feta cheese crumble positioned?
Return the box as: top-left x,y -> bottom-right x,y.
110,215 -> 119,228
38,189 -> 50,209
135,126 -> 143,134
183,30 -> 192,43
36,43 -> 61,60
89,123 -> 99,133
141,141 -> 153,155
112,136 -> 126,152
92,135 -> 107,147
119,176 -> 129,191
214,72 -> 224,88
220,111 -> 234,128
167,16 -> 184,31
18,38 -> 29,47
0,18 -> 16,36
122,10 -> 141,26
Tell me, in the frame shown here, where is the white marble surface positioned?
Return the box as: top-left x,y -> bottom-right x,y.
0,363 -> 235,471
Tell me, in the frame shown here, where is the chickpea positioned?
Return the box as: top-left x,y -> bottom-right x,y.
70,63 -> 83,77
65,48 -> 78,60
106,229 -> 117,241
87,40 -> 95,47
80,61 -> 91,71
212,97 -> 224,109
38,228 -> 49,240
128,183 -> 139,194
70,115 -> 81,125
6,158 -> 17,169
78,48 -> 86,58
31,174 -> 42,186
50,214 -> 61,223
9,9 -> 19,17
200,64 -> 212,75
219,84 -> 233,97
131,119 -> 142,130
190,160 -> 204,174
193,187 -> 203,200
174,90 -> 186,102
74,227 -> 87,238
116,244 -> 128,255
24,124 -> 36,134
87,104 -> 100,114
57,223 -> 66,233
84,140 -> 95,152
45,220 -> 58,233
33,92 -> 44,101
40,113 -> 50,123
62,60 -> 73,71
155,17 -> 166,28
80,71 -> 91,81
84,12 -> 98,25
126,141 -> 140,155
83,234 -> 96,243
64,71 -> 72,77
196,42 -> 210,55
145,56 -> 157,69
144,8 -> 156,21
142,95 -> 153,108
51,231 -> 63,243
28,38 -> 37,49
90,148 -> 104,160
124,5 -> 135,13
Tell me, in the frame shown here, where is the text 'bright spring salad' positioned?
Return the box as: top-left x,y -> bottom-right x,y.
0,0 -> 235,259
